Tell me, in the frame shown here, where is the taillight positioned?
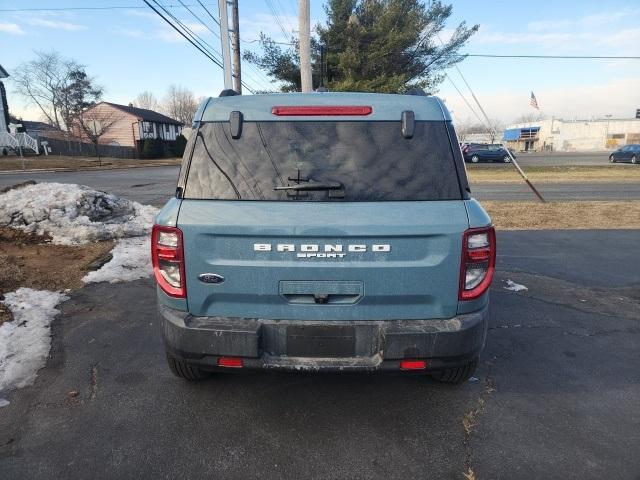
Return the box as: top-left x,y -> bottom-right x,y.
400,359 -> 427,371
151,225 -> 186,298
218,357 -> 243,368
459,226 -> 496,300
271,106 -> 372,116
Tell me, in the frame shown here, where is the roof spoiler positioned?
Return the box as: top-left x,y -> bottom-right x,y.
219,89 -> 240,97
405,88 -> 427,96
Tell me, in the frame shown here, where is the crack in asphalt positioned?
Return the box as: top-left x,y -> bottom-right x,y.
488,323 -> 640,338
89,364 -> 98,401
462,364 -> 496,480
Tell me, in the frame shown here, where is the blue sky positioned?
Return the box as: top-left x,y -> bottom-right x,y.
1,0 -> 639,124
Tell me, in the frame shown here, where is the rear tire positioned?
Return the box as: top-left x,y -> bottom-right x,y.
503,155 -> 511,163
166,352 -> 211,381
610,155 -> 615,163
471,155 -> 480,163
632,156 -> 637,165
431,358 -> 478,384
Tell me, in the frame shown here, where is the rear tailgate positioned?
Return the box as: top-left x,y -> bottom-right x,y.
179,200 -> 469,320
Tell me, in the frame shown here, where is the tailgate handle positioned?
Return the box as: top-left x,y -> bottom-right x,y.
279,281 -> 363,305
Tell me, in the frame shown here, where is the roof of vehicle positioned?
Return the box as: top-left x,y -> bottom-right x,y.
196,92 -> 451,123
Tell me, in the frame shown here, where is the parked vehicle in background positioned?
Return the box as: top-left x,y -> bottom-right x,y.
462,143 -> 515,163
609,144 -> 640,164
153,91 -> 495,385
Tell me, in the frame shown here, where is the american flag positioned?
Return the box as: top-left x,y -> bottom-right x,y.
530,91 -> 539,110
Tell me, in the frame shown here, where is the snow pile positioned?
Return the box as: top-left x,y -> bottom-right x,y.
0,182 -> 157,245
504,279 -> 528,292
0,288 -> 68,393
83,236 -> 152,284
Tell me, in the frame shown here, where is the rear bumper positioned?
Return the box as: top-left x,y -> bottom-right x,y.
160,304 -> 488,373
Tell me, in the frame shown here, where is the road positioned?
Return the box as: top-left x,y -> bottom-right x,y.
1,230 -> 639,479
0,166 -> 180,206
1,162 -> 639,203
471,181 -> 640,201
472,151 -> 611,167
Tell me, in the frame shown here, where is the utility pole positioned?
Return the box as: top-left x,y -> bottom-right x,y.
230,0 -> 242,93
298,0 -> 312,92
218,0 -> 233,90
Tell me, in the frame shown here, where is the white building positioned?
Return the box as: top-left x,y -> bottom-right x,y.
503,117 -> 640,152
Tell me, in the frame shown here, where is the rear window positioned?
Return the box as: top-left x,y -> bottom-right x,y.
182,121 -> 462,201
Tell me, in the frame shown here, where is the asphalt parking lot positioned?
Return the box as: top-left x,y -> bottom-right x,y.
1,230 -> 639,479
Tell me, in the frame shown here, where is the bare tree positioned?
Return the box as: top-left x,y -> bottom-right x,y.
456,118 -> 504,143
485,118 -> 505,143
11,51 -> 82,130
74,104 -> 123,165
163,85 -> 198,125
513,113 -> 547,124
133,91 -> 160,111
456,121 -> 487,142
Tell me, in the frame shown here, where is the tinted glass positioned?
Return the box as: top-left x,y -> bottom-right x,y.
183,121 -> 462,201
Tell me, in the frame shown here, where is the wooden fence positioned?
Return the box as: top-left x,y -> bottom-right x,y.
36,134 -> 137,159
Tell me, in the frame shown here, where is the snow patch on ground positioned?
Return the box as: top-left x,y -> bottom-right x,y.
0,288 -> 68,393
0,182 -> 157,245
83,236 -> 152,284
504,279 -> 528,292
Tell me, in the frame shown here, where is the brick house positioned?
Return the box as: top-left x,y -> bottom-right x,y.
76,102 -> 183,151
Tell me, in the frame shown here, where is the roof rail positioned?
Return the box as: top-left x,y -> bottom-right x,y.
219,89 -> 240,97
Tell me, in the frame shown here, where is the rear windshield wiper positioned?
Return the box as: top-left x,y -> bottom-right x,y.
274,181 -> 343,192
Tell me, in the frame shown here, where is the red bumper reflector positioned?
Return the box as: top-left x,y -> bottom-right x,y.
217,357 -> 243,368
400,359 -> 427,371
271,105 -> 372,116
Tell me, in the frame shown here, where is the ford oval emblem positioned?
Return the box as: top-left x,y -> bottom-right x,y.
198,273 -> 225,284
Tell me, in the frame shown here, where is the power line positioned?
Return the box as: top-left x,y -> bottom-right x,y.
195,0 -> 220,27
176,0 -> 271,91
177,0 -> 220,39
142,0 -> 256,93
0,4 -> 200,12
189,0 -> 270,91
444,74 -> 484,127
265,0 -> 291,42
154,1 -> 221,57
276,0 -> 297,34
152,0 -> 261,93
241,38 -> 295,45
142,0 -> 223,68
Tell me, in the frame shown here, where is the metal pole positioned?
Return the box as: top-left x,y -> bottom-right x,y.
298,0 -> 312,92
231,0 -> 242,93
218,0 -> 233,90
319,45 -> 326,88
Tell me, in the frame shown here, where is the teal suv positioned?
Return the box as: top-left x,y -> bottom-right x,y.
152,91 -> 496,384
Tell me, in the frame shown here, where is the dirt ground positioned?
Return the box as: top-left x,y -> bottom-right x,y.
0,155 -> 181,172
484,200 -> 640,230
0,226 -> 114,298
467,165 -> 640,183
